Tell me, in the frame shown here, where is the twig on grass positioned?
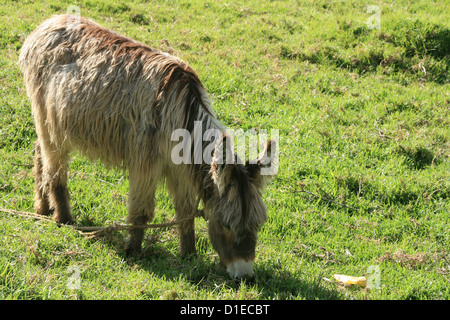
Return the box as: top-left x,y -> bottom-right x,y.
0,207 -> 204,239
0,207 -> 53,222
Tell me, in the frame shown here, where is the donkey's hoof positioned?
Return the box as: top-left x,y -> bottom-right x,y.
53,212 -> 75,225
180,251 -> 197,261
125,243 -> 142,257
34,204 -> 52,217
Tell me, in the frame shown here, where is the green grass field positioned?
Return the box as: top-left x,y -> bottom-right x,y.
0,0 -> 449,300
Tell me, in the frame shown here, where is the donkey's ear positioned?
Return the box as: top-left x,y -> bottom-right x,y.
211,134 -> 235,196
246,139 -> 277,190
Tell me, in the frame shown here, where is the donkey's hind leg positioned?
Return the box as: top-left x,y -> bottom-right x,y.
33,141 -> 51,216
38,139 -> 74,225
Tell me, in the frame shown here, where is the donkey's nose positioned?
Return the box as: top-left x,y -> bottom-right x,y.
227,260 -> 254,280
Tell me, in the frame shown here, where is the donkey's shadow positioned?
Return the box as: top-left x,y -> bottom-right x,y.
101,233 -> 341,300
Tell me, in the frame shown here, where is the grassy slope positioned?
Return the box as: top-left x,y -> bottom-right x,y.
0,0 -> 449,299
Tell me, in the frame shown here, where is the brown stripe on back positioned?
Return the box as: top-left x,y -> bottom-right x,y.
76,16 -> 157,60
73,15 -> 213,129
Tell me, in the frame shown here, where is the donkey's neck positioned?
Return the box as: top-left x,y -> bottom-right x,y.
189,98 -> 224,211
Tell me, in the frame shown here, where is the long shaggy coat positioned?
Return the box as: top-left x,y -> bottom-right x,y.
20,15 -> 274,279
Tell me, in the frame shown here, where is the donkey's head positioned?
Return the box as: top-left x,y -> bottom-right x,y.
208,135 -> 276,280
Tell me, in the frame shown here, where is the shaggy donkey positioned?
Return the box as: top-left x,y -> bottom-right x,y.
19,14 -> 276,280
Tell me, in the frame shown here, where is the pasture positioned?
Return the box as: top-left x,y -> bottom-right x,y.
0,0 -> 449,300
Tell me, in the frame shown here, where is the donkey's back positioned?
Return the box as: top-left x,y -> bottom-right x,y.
19,14 -> 213,167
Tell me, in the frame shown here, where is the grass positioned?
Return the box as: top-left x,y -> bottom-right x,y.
0,0 -> 449,300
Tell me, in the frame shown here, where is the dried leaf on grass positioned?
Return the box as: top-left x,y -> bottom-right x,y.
378,250 -> 428,269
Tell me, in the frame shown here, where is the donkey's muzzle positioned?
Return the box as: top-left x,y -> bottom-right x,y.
226,260 -> 254,280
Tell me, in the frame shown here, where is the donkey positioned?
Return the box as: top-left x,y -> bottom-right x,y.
19,14 -> 277,280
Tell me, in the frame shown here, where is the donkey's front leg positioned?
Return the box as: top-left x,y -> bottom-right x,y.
125,172 -> 158,255
172,194 -> 197,258
178,218 -> 196,258
167,173 -> 197,257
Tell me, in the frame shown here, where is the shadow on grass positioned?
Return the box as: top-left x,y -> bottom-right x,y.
108,238 -> 341,300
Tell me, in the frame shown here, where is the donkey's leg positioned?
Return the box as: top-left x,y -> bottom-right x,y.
125,171 -> 158,255
177,208 -> 196,258
33,141 -> 50,216
167,175 -> 197,257
40,144 -> 74,225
